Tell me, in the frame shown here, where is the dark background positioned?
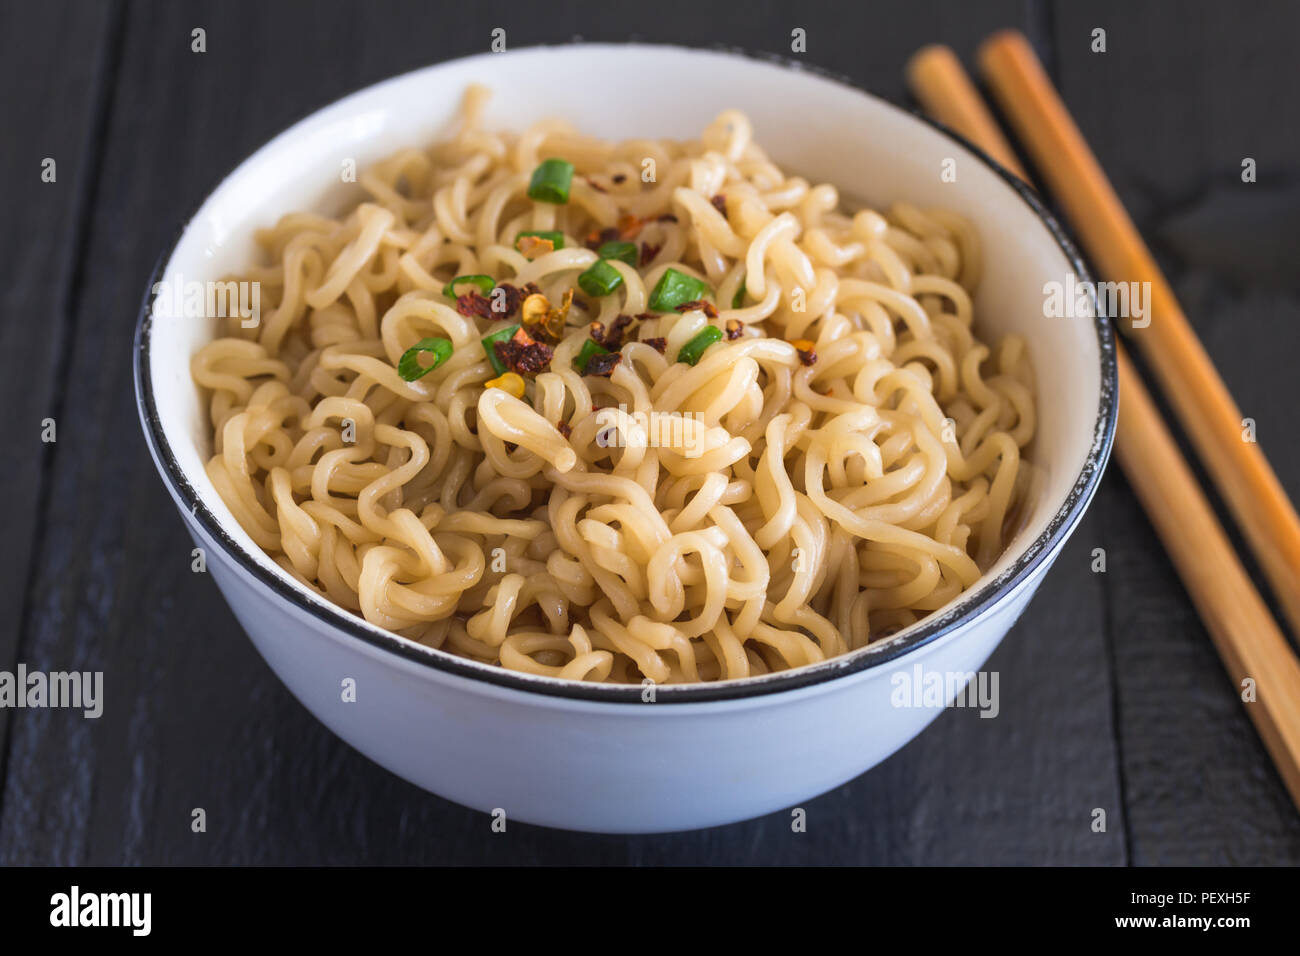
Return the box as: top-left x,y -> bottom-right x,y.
2,0 -> 1298,865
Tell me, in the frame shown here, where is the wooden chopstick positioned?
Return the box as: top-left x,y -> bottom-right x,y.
907,45 -> 1031,179
976,30 -> 1300,646
905,41 -> 1300,810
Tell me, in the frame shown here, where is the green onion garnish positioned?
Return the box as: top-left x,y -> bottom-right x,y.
597,240 -> 638,267
481,324 -> 521,375
515,230 -> 565,252
648,268 -> 712,312
398,337 -> 453,381
732,277 -> 747,310
677,326 -> 724,366
573,339 -> 610,374
527,158 -> 575,204
444,274 -> 495,299
578,260 -> 624,297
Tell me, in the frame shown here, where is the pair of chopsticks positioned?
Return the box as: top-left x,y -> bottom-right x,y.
905,32 -> 1300,811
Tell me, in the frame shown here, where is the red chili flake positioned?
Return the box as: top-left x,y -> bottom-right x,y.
710,194 -> 727,216
590,313 -> 637,350
584,351 -> 622,377
618,214 -> 645,239
494,282 -> 541,318
455,291 -> 495,319
557,421 -> 572,438
585,226 -> 622,250
675,299 -> 718,318
633,312 -> 657,321
657,213 -> 678,223
642,337 -> 667,354
607,312 -> 636,346
639,241 -> 662,266
517,235 -> 555,260
612,173 -> 627,184
724,318 -> 744,340
521,320 -> 555,344
493,326 -> 554,375
584,176 -> 607,194
796,346 -> 817,367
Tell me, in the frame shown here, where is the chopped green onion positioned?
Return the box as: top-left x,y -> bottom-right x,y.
677,326 -> 724,366
527,158 -> 575,204
515,230 -> 565,252
481,324 -> 521,375
597,240 -> 638,267
398,337 -> 453,381
444,274 -> 495,299
732,277 -> 747,310
649,268 -> 712,312
573,339 -> 609,374
578,260 -> 624,297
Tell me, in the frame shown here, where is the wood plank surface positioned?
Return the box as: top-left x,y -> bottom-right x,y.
0,0 -> 122,836
1050,0 -> 1300,863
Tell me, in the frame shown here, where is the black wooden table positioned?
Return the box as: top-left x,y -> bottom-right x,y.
2,0 -> 1298,865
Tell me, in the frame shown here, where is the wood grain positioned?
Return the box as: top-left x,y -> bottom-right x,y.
0,0 -> 121,819
1049,1 -> 1300,863
979,27 -> 1300,654
909,29 -> 1300,855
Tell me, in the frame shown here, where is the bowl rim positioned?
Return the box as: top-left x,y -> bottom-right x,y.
133,41 -> 1118,705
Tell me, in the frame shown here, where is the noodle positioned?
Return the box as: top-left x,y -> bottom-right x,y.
191,87 -> 1037,684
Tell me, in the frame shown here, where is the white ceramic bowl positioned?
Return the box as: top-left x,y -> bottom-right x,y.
135,44 -> 1116,833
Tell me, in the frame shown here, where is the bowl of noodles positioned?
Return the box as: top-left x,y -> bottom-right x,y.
135,44 -> 1115,832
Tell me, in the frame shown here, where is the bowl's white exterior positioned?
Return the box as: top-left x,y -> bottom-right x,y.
185,506 -> 1040,833
137,45 -> 1114,833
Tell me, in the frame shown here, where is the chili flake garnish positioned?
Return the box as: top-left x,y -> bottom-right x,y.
642,337 -> 667,354
790,338 -> 817,367
589,313 -> 637,350
557,421 -> 573,438
455,291 -> 495,319
493,326 -> 554,375
710,194 -> 727,216
494,281 -> 541,318
617,213 -> 645,239
612,173 -> 627,184
585,226 -> 621,250
675,299 -> 719,318
584,351 -> 622,377
724,318 -> 745,340
517,234 -> 555,260
639,241 -> 662,266
520,288 -> 573,344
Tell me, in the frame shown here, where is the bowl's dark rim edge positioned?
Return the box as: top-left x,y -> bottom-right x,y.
132,41 -> 1118,705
